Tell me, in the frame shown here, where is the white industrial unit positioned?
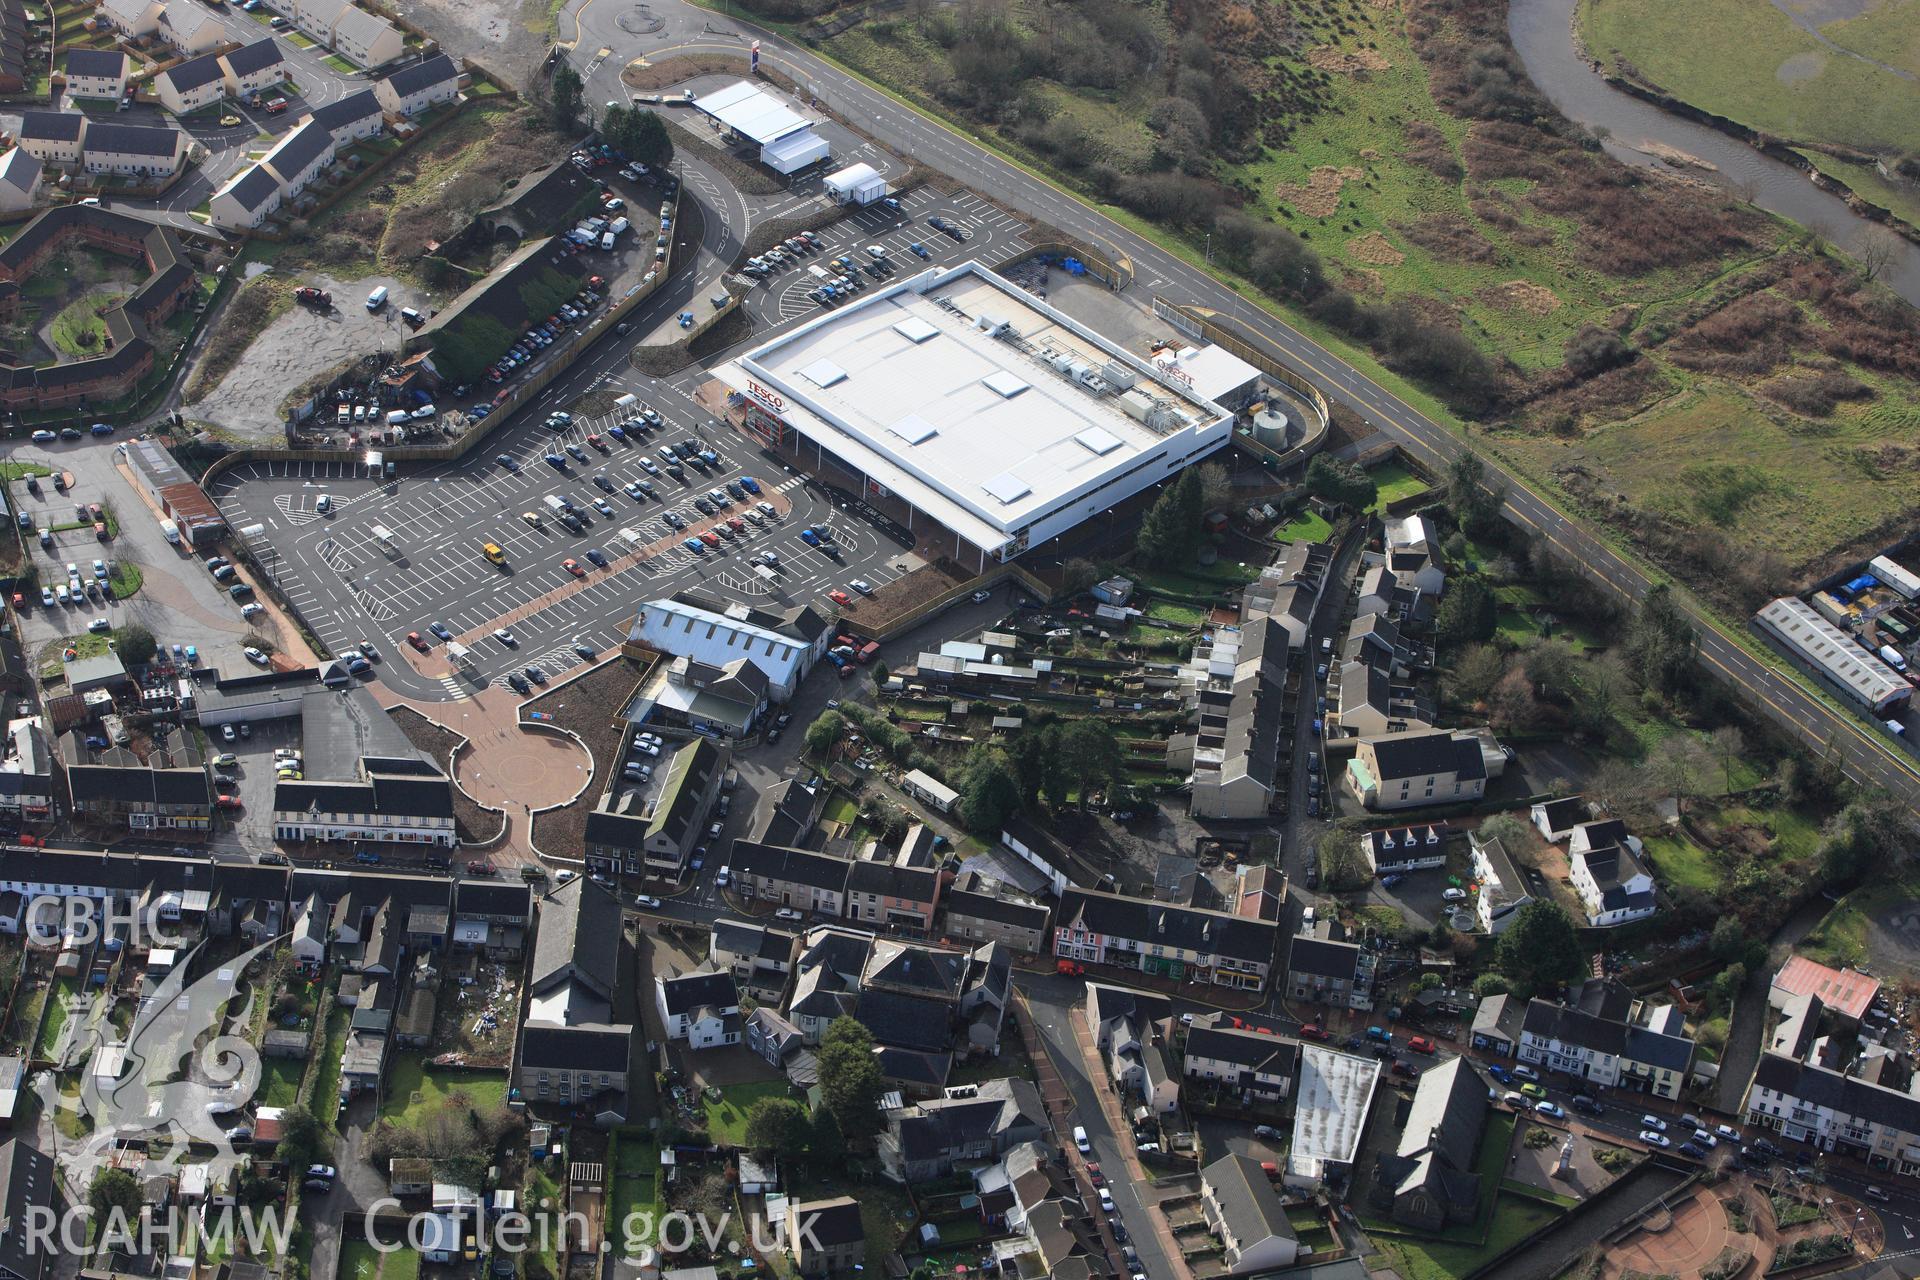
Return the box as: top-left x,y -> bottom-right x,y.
1754,596 -> 1912,716
715,260 -> 1233,567
824,162 -> 888,206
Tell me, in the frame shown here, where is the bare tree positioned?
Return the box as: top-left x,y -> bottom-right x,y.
1195,461 -> 1233,512
1853,225 -> 1902,283
1710,724 -> 1747,796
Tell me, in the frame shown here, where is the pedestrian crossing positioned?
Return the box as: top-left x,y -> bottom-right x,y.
776,476 -> 804,493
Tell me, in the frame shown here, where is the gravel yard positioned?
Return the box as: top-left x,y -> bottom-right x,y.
185,273 -> 419,440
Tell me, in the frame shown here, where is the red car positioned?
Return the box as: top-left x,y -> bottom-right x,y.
214,795 -> 242,810
407,631 -> 429,651
1391,1060 -> 1418,1078
699,530 -> 721,547
1086,1163 -> 1104,1187
1299,1024 -> 1329,1042
726,516 -> 746,532
1055,960 -> 1084,977
828,589 -> 852,606
563,559 -> 585,577
265,97 -> 288,113
466,860 -> 496,876
586,434 -> 608,451
1407,1036 -> 1436,1055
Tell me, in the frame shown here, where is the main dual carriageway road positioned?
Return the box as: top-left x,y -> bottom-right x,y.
561,0 -> 1920,813
207,407 -> 915,702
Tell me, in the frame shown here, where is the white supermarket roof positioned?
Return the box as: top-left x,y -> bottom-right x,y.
696,80 -> 814,144
718,261 -> 1229,555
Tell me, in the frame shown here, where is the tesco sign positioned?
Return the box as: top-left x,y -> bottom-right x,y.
746,379 -> 785,414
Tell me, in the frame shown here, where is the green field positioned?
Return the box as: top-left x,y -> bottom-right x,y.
1581,0 -> 1920,164
1274,508 -> 1334,544
47,291 -> 129,360
381,1055 -> 509,1124
1501,384 -> 1920,572
1371,1196 -> 1562,1280
700,1080 -> 795,1147
258,1057 -> 304,1109
1640,831 -> 1720,892
1368,461 -> 1431,512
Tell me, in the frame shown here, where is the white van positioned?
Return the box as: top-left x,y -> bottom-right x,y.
409,404 -> 436,421
609,216 -> 631,237
385,409 -> 409,427
160,518 -> 180,545
365,286 -> 389,311
600,231 -> 616,251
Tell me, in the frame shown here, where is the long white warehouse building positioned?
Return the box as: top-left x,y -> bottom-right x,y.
714,260 -> 1234,568
1754,596 -> 1912,717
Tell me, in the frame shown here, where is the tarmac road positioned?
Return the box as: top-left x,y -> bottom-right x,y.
559,0 -> 1920,814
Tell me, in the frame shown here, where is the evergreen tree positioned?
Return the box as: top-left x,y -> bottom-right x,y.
1135,469 -> 1204,568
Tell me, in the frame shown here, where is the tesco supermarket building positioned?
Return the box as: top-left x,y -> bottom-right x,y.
713,260 -> 1233,570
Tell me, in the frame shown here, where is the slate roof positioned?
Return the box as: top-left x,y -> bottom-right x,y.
853,989 -> 952,1053
520,1022 -> 630,1072
0,147 -> 40,194
311,87 -> 382,130
1202,1154 -> 1295,1251
18,112 -> 85,142
530,877 -> 622,1002
1366,729 -> 1486,782
1752,1051 -> 1920,1134
795,1197 -> 864,1248
943,886 -> 1049,933
1394,1056 -> 1486,1168
263,119 -> 335,181
891,1077 -> 1045,1163
863,939 -> 966,999
1185,1024 -> 1298,1083
846,858 -> 939,904
222,37 -> 285,77
1056,888 -> 1280,966
730,841 -> 852,894
64,48 -> 128,79
83,122 -> 180,159
1534,796 -> 1587,835
216,163 -> 282,212
659,970 -> 738,1018
384,51 -> 456,97
68,764 -> 209,807
876,1046 -> 952,1089
160,52 -> 224,93
1282,934 -> 1361,983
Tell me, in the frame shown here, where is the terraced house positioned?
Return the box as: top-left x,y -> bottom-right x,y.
1514,979 -> 1696,1101
1053,887 -> 1283,991
81,122 -> 187,178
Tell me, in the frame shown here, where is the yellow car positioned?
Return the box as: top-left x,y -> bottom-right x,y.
220,114 -> 242,127
483,541 -> 506,565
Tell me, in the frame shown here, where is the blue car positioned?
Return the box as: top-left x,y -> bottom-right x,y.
89,423 -> 113,437
683,538 -> 705,553
585,548 -> 608,567
1488,1064 -> 1513,1084
545,454 -> 567,470
496,454 -> 518,470
739,476 -> 761,494
909,242 -> 930,258
608,425 -> 627,442
800,527 -> 821,547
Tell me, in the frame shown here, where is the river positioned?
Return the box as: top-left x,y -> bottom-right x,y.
1506,0 -> 1920,306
